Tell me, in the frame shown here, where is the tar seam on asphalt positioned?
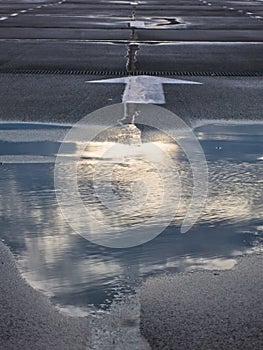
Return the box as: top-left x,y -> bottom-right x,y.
126,2 -> 140,73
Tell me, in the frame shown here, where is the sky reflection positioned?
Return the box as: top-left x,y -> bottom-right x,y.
0,121 -> 262,311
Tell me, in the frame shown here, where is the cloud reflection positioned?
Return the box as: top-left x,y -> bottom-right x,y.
0,122 -> 262,311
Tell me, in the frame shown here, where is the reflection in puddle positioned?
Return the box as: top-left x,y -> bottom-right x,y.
146,17 -> 185,28
78,13 -> 186,29
0,122 -> 262,314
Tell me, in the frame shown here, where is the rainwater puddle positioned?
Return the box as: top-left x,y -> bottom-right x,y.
0,121 -> 262,314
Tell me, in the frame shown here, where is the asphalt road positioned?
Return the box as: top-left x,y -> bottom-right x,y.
0,0 -> 263,72
0,243 -> 91,350
140,253 -> 263,350
0,1 -> 263,349
0,74 -> 262,123
0,0 -> 263,124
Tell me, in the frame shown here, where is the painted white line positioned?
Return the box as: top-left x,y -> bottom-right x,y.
0,17 -> 8,21
156,41 -> 263,45
20,10 -> 27,13
88,76 -> 202,105
129,20 -> 145,28
10,13 -> 19,17
1,38 -> 263,45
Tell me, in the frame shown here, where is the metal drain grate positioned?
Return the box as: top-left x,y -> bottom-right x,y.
0,68 -> 262,77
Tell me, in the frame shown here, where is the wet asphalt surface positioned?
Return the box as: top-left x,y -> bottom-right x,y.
0,74 -> 262,123
0,0 -> 263,124
0,1 -> 263,349
0,0 -> 263,72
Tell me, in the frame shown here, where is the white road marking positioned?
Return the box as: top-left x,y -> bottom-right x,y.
156,41 -> 263,45
20,10 -> 27,13
129,20 -> 145,28
0,17 -> 8,21
10,13 -> 19,16
88,75 -> 202,104
1,39 -> 262,45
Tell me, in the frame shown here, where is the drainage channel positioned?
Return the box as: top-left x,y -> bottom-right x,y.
0,69 -> 262,76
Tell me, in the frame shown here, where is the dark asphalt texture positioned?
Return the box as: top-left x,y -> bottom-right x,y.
1,241 -> 262,350
0,243 -> 91,350
0,74 -> 262,124
0,0 -> 263,349
140,254 -> 263,350
0,0 -> 263,72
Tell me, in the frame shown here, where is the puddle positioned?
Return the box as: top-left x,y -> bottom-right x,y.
0,121 -> 262,314
150,17 -> 182,27
142,17 -> 186,29
124,6 -> 186,72
61,13 -> 186,30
